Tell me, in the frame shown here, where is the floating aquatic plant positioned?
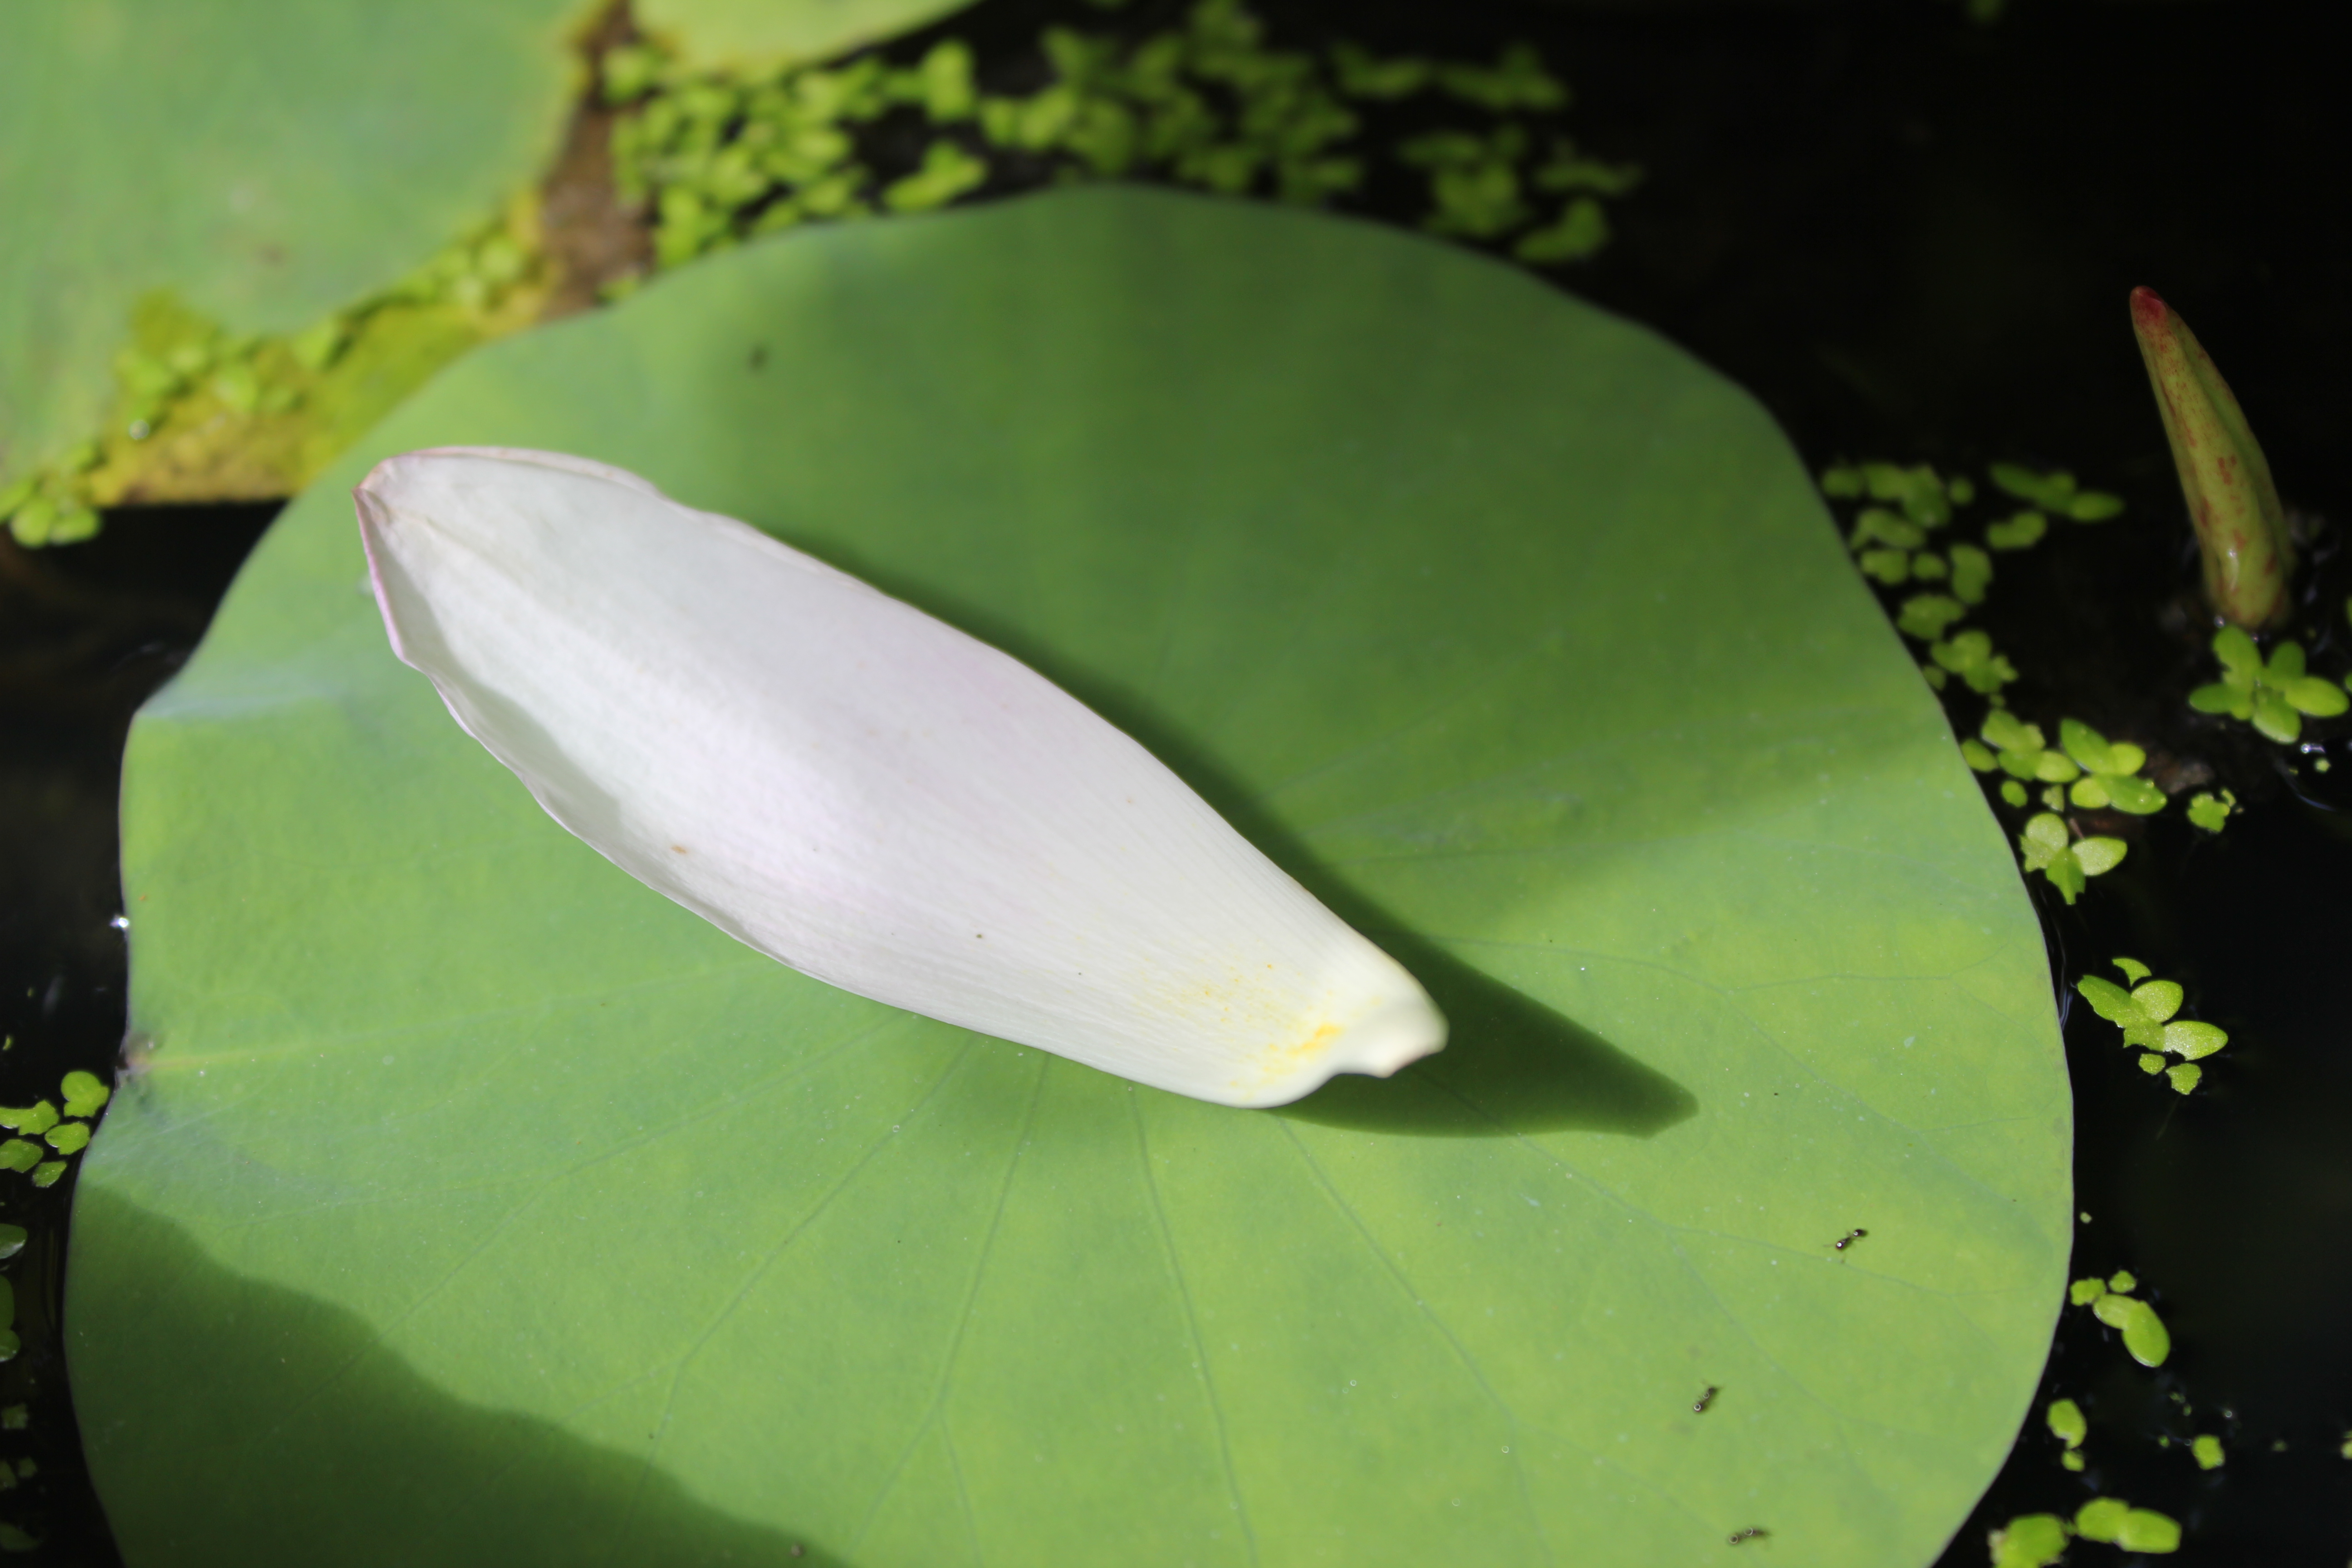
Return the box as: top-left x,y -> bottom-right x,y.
0,1069 -> 110,1187
1819,461 -> 2037,694
2069,1269 -> 2172,1367
2018,813 -> 2124,903
2185,787 -> 2238,833
1989,1512 -> 2071,1568
0,206 -> 548,543
2046,1396 -> 2088,1471
1924,628 -> 2018,696
1971,711 -> 2080,787
1961,713 -> 2166,817
2056,720 -> 2164,814
1988,461 -> 2123,523
1897,592 -> 1968,641
2072,1496 -> 2181,1553
2076,957 -> 2226,1095
1822,457 -> 2132,732
2187,626 -> 2347,743
1821,459 -> 1962,523
1984,509 -> 2048,551
356,447 -> 1446,1107
2132,286 -> 2293,629
608,2 -> 1638,277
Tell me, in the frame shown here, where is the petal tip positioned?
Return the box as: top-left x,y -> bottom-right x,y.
1239,987 -> 1448,1109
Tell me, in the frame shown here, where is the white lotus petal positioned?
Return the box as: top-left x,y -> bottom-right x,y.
354,447 -> 1445,1107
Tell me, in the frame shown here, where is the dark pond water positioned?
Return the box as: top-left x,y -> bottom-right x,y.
2,0 -> 2345,1560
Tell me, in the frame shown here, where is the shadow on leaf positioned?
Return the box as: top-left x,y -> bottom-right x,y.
1274,923 -> 1697,1137
70,1186 -> 834,1568
813,562 -> 1701,1142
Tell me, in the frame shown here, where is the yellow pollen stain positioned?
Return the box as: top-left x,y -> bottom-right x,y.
1260,1019 -> 1343,1079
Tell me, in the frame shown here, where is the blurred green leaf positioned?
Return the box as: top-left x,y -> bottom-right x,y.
0,0 -> 590,494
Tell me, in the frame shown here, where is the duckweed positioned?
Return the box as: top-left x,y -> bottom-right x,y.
28,1163 -> 64,1190
2057,720 -> 2166,814
2019,813 -> 2124,903
1947,544 -> 1993,604
1860,461 -> 1957,525
1896,593 -> 1968,641
1924,629 -> 2018,696
1513,193 -> 1612,265
2185,788 -> 2238,832
1979,712 -> 2082,784
3,199 -> 550,540
1984,509 -> 2048,550
2074,1497 -> 2180,1553
1989,1512 -> 2069,1568
609,4 -> 1637,284
1857,548 -> 1911,586
2045,1396 -> 2087,1450
2077,961 -> 2229,1063
1989,462 -> 2125,522
2191,1433 -> 2224,1470
0,1142 -> 37,1175
2072,1274 -> 2171,1367
2073,1498 -> 2129,1540
1822,462 -> 2074,682
1406,127 -> 1534,238
0,1225 -> 22,1263
1433,41 -> 1568,113
60,1069 -> 110,1118
0,1103 -> 56,1138
42,1122 -> 90,1156
1845,507 -> 1929,551
882,140 -> 990,212
2189,627 -> 2349,743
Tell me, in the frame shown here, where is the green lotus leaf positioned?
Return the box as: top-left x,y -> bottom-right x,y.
74,189 -> 2068,1567
0,0 -> 969,500
638,0 -> 980,73
0,0 -> 588,491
